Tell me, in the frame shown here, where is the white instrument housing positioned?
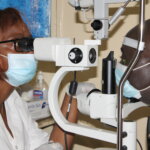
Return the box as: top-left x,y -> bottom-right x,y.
34,38 -> 98,67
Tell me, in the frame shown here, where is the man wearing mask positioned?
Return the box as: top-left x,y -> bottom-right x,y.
0,8 -> 78,150
115,19 -> 150,104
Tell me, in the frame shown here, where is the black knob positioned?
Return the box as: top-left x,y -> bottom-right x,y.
89,48 -> 96,64
122,132 -> 127,138
68,48 -> 83,64
91,20 -> 103,31
122,145 -> 127,150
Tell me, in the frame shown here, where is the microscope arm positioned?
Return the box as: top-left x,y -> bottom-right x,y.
48,66 -> 117,144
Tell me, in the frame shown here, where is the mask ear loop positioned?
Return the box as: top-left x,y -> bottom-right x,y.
0,54 -> 8,58
133,62 -> 150,71
139,85 -> 150,92
132,62 -> 150,92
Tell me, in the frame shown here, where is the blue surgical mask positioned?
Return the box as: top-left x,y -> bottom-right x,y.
0,54 -> 37,87
115,63 -> 141,99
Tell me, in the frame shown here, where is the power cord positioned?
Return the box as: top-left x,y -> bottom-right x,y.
64,71 -> 78,150
40,123 -> 55,129
137,139 -> 143,150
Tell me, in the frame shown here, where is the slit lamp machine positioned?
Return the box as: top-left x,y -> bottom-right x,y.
19,0 -> 148,149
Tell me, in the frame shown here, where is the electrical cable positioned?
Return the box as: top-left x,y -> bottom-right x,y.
64,96 -> 73,150
137,139 -> 143,150
64,129 -> 69,150
40,123 -> 55,129
64,71 -> 78,150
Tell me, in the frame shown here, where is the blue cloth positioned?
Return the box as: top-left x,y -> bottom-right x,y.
0,0 -> 51,37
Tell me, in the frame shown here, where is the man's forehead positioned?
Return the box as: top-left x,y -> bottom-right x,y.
0,24 -> 30,41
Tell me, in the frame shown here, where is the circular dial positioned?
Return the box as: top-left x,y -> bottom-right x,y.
68,48 -> 83,64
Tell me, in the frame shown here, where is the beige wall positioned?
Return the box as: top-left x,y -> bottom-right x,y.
40,0 -> 150,149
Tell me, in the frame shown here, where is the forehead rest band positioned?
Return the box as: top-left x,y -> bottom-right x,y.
123,36 -> 145,51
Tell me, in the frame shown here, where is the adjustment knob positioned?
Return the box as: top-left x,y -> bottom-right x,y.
91,20 -> 103,31
89,48 -> 96,64
68,48 -> 83,64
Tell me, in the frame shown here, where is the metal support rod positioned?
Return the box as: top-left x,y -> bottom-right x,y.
117,0 -> 145,150
109,0 -> 130,26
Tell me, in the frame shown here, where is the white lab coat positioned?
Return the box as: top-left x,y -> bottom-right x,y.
0,90 -> 63,150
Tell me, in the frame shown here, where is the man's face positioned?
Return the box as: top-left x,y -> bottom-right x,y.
0,23 -> 32,72
121,43 -> 150,104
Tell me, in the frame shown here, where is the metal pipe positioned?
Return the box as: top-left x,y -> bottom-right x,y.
109,0 -> 130,26
117,0 -> 145,149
